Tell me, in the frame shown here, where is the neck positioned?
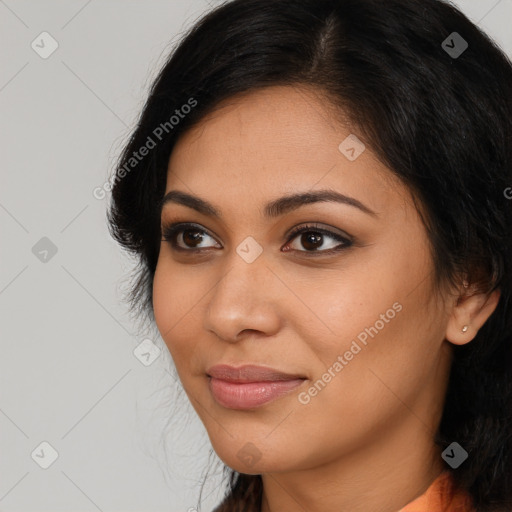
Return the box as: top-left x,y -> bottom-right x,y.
260,417 -> 445,512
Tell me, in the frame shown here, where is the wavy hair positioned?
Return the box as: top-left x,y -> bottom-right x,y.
107,1 -> 512,510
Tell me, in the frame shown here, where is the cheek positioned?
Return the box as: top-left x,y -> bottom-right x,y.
293,244 -> 437,398
152,261 -> 176,338
300,277 -> 441,423
285,264 -> 401,363
152,260 -> 204,370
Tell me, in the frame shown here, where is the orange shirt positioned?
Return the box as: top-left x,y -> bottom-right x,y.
399,471 -> 475,512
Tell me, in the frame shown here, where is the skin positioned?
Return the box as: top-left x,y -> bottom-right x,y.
152,85 -> 500,512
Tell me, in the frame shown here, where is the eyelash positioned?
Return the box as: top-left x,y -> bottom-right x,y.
161,222 -> 353,256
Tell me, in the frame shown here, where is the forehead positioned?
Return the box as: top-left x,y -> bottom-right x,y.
165,85 -> 408,218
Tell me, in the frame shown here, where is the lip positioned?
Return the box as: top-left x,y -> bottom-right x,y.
207,364 -> 306,382
206,364 -> 307,409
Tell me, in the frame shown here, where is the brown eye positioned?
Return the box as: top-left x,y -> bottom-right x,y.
181,228 -> 206,248
161,223 -> 221,250
161,221 -> 352,256
300,232 -> 324,251
285,224 -> 352,254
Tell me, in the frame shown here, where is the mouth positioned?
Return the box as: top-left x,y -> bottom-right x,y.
206,364 -> 307,410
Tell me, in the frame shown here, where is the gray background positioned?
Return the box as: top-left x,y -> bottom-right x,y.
1,1 -> 511,511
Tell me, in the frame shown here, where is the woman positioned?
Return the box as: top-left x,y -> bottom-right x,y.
107,0 -> 512,510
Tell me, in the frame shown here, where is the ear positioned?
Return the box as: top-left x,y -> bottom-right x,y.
445,281 -> 501,346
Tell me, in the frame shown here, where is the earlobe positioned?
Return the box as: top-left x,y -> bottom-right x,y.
445,287 -> 501,346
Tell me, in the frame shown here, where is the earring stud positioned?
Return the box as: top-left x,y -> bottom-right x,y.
461,325 -> 469,333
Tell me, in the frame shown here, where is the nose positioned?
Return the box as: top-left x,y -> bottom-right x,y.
203,252 -> 282,343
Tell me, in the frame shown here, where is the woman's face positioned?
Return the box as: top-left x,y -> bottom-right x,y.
153,85 -> 454,475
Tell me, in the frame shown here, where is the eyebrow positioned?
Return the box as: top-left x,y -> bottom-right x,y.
159,189 -> 378,219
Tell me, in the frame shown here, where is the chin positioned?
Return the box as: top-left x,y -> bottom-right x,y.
209,434 -> 300,475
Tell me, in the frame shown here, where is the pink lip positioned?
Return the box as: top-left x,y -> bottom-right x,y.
206,364 -> 307,409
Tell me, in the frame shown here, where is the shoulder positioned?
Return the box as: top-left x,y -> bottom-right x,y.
400,471 -> 475,512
